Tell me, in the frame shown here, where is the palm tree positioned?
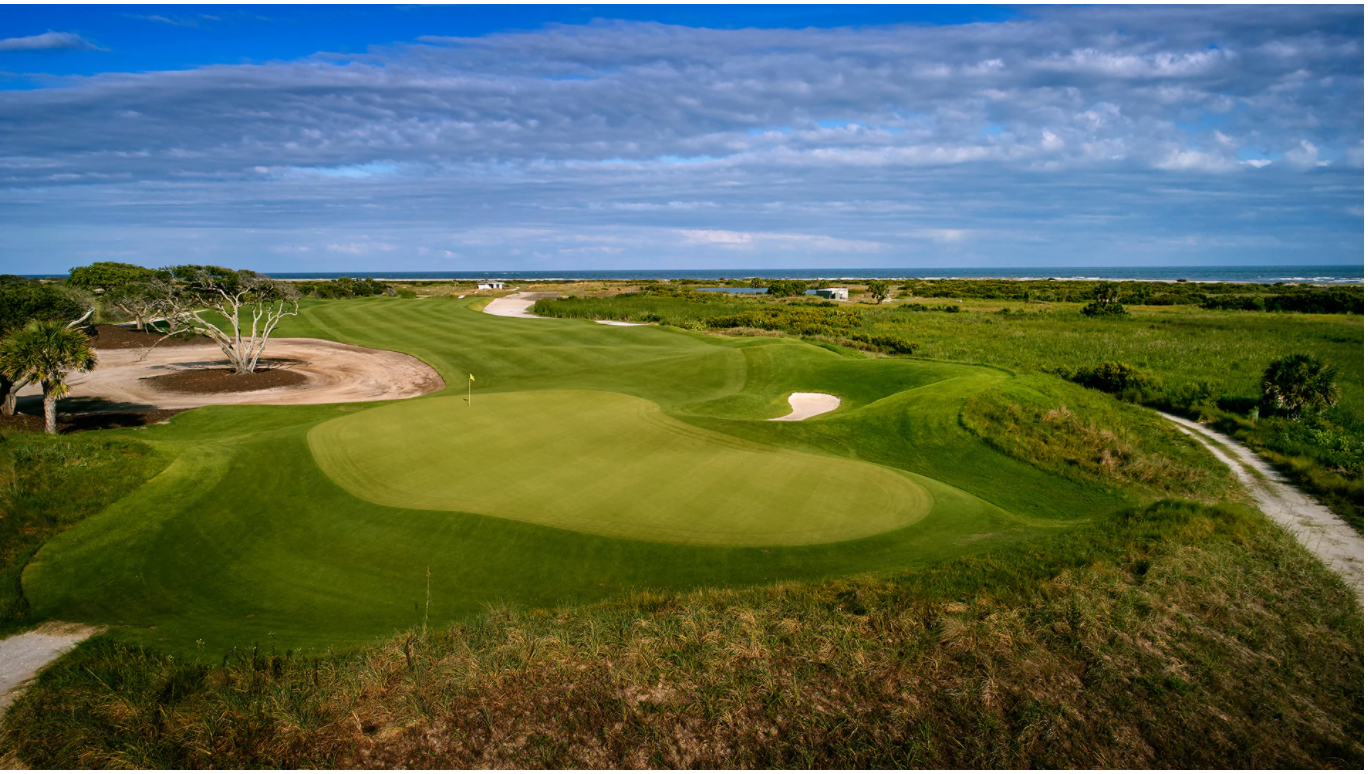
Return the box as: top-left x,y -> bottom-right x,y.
0,320 -> 98,434
1261,353 -> 1340,418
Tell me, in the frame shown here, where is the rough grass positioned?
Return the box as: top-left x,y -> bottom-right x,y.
5,501 -> 1360,768
0,431 -> 166,635
961,386 -> 1243,504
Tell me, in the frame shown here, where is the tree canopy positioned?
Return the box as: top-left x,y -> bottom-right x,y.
67,261 -> 165,290
0,284 -> 88,335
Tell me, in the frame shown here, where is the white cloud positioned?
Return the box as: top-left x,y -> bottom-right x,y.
0,31 -> 99,52
1285,139 -> 1331,168
674,229 -> 882,252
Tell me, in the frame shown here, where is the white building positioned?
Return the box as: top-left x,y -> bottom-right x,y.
477,280 -> 505,290
813,287 -> 849,300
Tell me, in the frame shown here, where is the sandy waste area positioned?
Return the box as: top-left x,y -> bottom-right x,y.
17,338 -> 445,411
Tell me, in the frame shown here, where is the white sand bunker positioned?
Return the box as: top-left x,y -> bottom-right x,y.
483,292 -> 645,325
19,338 -> 445,411
769,392 -> 841,422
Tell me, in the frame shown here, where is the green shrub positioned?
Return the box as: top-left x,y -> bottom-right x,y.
765,279 -> 809,298
847,332 -> 917,355
1071,361 -> 1157,395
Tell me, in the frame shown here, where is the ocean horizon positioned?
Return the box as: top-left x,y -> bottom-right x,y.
274,265 -> 1361,284
17,265 -> 1364,284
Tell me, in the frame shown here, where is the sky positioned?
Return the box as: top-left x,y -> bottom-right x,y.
0,4 -> 1362,274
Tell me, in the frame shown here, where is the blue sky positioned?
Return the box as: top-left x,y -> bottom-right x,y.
0,4 -> 1362,273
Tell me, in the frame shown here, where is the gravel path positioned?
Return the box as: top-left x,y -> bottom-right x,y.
0,623 -> 97,718
768,392 -> 841,422
1162,412 -> 1364,597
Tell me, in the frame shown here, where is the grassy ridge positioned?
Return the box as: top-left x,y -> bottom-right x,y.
6,501 -> 1360,768
0,432 -> 167,635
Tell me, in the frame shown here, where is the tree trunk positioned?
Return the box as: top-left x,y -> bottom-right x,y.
0,375 -> 14,417
42,387 -> 57,435
135,317 -> 145,331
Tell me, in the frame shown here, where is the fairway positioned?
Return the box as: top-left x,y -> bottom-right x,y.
310,390 -> 932,546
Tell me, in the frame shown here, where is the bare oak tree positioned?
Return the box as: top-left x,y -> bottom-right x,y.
105,277 -> 176,331
154,266 -> 301,374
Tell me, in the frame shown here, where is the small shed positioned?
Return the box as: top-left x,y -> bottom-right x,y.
477,280 -> 505,290
813,287 -> 849,300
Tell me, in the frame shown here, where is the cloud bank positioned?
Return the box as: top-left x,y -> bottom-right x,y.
0,6 -> 1361,272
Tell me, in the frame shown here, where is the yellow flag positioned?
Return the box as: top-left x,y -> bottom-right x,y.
469,373 -> 475,382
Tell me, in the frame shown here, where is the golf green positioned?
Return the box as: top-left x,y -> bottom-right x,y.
309,390 -> 932,546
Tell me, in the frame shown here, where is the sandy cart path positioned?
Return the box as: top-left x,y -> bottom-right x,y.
1163,412 -> 1363,597
769,392 -> 841,422
17,338 -> 444,411
0,623 -> 97,718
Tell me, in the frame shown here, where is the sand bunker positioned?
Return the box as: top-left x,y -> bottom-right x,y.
483,292 -> 646,325
769,392 -> 841,421
17,338 -> 445,411
483,293 -> 549,319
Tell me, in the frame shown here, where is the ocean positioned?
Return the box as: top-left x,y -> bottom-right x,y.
260,266 -> 1363,285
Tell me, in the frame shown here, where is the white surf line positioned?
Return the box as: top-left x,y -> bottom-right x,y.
769,392 -> 841,422
0,623 -> 98,718
1161,411 -> 1364,597
482,292 -> 646,325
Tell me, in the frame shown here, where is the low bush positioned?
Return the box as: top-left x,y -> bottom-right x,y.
297,277 -> 388,299
1064,361 -> 1157,395
846,332 -> 917,355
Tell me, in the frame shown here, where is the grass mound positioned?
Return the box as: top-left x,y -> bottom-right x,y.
6,502 -> 1359,768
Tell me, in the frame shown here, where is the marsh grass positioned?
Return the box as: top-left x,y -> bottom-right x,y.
0,431 -> 166,634
5,501 -> 1359,768
961,391 -> 1241,503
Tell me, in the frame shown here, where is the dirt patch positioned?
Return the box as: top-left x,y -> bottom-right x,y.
89,324 -> 202,350
144,365 -> 309,395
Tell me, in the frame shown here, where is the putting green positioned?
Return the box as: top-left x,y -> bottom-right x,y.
309,390 -> 933,546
